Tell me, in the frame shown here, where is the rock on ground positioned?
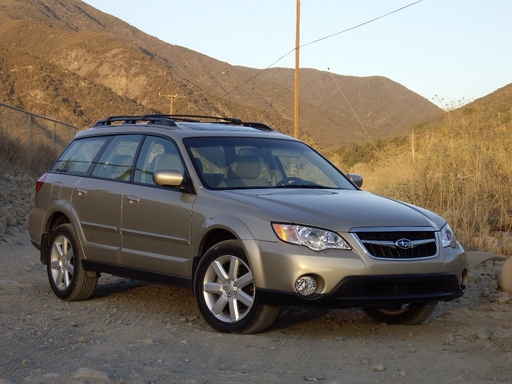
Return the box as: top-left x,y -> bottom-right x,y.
0,173 -> 35,245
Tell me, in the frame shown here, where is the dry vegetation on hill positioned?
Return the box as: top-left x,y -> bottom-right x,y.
337,86 -> 512,255
0,0 -> 441,149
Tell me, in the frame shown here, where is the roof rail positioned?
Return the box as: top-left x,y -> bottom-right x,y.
90,114 -> 275,132
92,115 -> 177,127
142,114 -> 275,131
142,114 -> 243,124
234,121 -> 275,132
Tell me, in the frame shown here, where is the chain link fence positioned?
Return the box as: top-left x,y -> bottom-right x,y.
0,102 -> 79,175
0,101 -> 78,152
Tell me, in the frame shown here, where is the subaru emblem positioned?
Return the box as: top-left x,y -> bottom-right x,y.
396,238 -> 413,249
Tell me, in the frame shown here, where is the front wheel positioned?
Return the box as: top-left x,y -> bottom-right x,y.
194,240 -> 279,334
47,224 -> 98,301
363,302 -> 438,325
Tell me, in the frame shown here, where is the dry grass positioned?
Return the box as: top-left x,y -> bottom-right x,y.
0,131 -> 59,177
335,101 -> 512,255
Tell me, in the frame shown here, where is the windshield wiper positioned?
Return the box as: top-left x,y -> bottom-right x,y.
274,184 -> 326,189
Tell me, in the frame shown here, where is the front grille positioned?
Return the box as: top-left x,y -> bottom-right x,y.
354,231 -> 437,259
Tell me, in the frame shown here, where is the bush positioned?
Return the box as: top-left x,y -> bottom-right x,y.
336,101 -> 512,255
0,131 -> 59,176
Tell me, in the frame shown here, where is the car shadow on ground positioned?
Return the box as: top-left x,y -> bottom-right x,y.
87,276 -> 463,334
91,276 -> 154,298
269,306 -> 375,331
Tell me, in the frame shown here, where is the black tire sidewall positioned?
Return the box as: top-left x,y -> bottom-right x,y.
47,224 -> 83,300
363,302 -> 437,325
194,240 -> 263,333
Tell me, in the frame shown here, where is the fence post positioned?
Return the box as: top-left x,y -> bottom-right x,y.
28,114 -> 32,165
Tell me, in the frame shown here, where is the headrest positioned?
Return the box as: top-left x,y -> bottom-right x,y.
228,156 -> 261,179
152,154 -> 183,173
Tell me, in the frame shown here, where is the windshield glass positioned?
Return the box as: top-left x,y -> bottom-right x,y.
185,137 -> 356,190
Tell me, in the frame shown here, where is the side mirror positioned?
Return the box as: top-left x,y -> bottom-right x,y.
347,173 -> 363,188
154,170 -> 184,187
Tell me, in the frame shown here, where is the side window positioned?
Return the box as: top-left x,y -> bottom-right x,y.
91,135 -> 142,181
134,136 -> 184,185
51,137 -> 110,175
188,145 -> 227,189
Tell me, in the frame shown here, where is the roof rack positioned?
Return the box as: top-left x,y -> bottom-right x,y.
91,114 -> 275,132
142,114 -> 243,124
92,115 -> 177,127
230,121 -> 275,132
161,115 -> 275,131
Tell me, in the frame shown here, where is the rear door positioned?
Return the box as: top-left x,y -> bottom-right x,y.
71,135 -> 142,263
50,136 -> 116,263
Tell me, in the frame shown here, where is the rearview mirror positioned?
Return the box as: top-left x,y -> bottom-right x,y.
347,173 -> 363,188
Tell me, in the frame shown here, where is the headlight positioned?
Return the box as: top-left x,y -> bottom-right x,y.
440,223 -> 456,248
272,223 -> 351,251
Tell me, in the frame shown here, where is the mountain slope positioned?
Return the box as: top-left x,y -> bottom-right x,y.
240,67 -> 441,142
0,0 -> 442,149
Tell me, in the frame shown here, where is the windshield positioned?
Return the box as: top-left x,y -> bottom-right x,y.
185,137 -> 356,190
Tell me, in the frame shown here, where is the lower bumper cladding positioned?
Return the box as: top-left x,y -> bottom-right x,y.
257,272 -> 466,308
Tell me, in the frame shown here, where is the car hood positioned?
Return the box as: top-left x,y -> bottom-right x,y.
215,189 -> 446,232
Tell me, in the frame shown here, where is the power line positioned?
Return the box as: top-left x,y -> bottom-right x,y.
327,69 -> 378,150
301,0 -> 422,49
211,0 -> 265,56
224,0 -> 423,96
231,2 -> 294,64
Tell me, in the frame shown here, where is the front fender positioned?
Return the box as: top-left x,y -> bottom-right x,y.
192,214 -> 271,288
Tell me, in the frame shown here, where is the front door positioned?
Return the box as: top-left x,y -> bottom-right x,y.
120,136 -> 194,277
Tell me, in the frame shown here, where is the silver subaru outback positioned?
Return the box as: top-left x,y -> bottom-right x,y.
29,115 -> 467,333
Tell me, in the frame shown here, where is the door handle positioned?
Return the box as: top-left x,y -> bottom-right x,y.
127,195 -> 140,206
76,188 -> 87,198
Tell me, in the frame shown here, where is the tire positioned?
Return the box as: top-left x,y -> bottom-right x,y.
47,224 -> 98,301
363,302 -> 438,325
194,240 -> 279,334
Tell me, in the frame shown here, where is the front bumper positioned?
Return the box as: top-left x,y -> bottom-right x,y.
247,238 -> 467,307
257,272 -> 466,308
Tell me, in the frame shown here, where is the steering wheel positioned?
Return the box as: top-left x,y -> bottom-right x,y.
275,177 -> 303,187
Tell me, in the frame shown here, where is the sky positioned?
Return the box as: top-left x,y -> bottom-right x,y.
83,0 -> 512,108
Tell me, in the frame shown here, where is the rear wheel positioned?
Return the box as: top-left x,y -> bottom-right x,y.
363,302 -> 437,325
47,224 -> 98,301
194,240 -> 279,334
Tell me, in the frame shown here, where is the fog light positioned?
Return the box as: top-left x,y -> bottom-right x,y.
295,276 -> 317,296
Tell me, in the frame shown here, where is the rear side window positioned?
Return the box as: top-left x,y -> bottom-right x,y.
91,135 -> 142,181
52,137 -> 109,175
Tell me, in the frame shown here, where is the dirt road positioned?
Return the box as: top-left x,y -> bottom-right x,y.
1,235 -> 511,384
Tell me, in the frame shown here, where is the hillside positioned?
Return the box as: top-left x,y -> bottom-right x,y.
328,82 -> 512,255
0,0 -> 442,149
239,67 -> 441,144
330,82 -> 512,168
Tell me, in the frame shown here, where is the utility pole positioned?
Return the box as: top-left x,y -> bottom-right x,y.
294,0 -> 300,139
159,93 -> 183,114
